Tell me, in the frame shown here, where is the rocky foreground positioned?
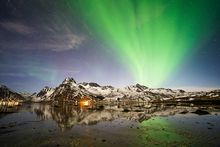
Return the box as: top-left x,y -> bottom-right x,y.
1,77 -> 220,104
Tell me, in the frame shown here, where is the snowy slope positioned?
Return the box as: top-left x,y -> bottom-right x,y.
31,77 -> 220,102
32,86 -> 55,102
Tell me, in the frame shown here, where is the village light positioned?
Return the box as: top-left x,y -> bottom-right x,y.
80,100 -> 90,107
79,95 -> 93,107
82,100 -> 89,106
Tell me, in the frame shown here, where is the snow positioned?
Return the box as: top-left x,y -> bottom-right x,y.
30,77 -> 220,102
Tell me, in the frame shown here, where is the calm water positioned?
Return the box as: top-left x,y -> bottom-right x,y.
0,103 -> 220,147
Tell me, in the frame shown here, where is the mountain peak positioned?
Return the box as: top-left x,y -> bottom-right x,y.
88,82 -> 100,87
62,77 -> 76,84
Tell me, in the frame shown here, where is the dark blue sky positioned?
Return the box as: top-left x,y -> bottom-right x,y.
0,0 -> 220,92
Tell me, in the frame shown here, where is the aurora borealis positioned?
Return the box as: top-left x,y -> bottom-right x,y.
0,0 -> 220,92
76,0 -> 219,87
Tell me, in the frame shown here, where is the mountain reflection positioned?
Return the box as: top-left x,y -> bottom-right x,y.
30,102 -> 219,131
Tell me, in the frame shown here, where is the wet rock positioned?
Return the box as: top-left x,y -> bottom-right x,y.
192,109 -> 210,115
0,122 -> 16,129
123,109 -> 130,112
135,109 -> 144,112
207,122 -> 215,126
180,110 -> 188,114
0,129 -> 16,135
48,129 -> 52,132
0,125 -> 7,129
210,124 -> 215,126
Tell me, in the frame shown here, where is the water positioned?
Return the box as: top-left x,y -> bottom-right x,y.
0,103 -> 220,147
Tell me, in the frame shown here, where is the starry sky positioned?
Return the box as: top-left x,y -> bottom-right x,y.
0,0 -> 220,92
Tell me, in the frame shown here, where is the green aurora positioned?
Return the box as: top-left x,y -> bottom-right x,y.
71,0 -> 218,87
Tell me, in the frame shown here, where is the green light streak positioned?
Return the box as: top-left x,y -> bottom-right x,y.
74,0 -> 218,87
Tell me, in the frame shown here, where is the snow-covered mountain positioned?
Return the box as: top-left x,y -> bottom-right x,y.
1,77 -> 219,103
32,86 -> 55,102
31,77 -> 219,103
0,85 -> 24,100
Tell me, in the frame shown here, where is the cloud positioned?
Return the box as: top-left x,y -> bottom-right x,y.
41,34 -> 85,52
0,21 -> 35,35
0,72 -> 26,77
0,63 -> 80,79
0,21 -> 85,52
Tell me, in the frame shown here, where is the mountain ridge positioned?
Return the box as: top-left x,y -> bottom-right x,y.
30,77 -> 220,103
1,77 -> 220,102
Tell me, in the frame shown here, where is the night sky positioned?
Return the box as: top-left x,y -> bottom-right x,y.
0,0 -> 220,92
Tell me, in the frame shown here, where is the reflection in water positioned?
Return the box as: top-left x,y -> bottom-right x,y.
0,102 -> 220,146
139,117 -> 189,146
32,103 -> 114,130
0,105 -> 21,113
30,102 -> 219,131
